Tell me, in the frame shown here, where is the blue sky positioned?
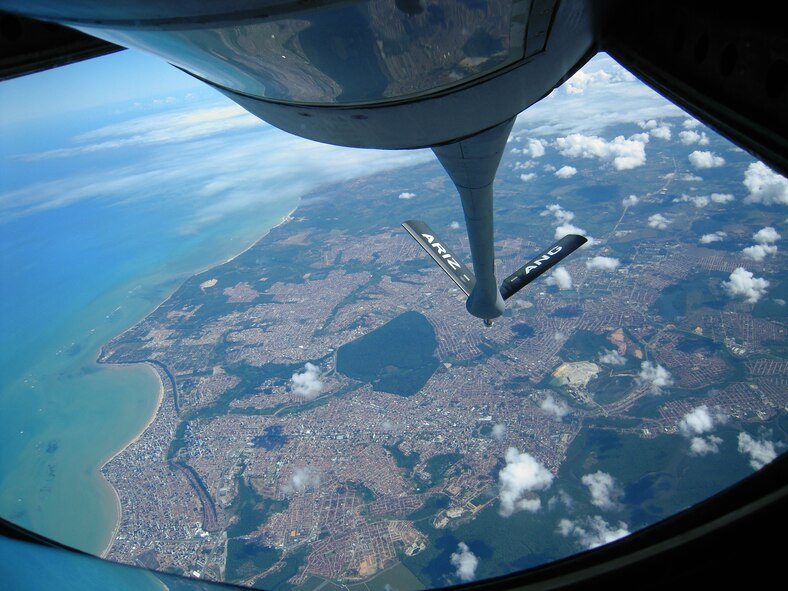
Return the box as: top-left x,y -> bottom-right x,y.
0,47 -> 436,231
0,49 -> 206,125
2,49 -> 785,251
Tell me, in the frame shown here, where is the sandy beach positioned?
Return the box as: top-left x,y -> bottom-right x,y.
99,362 -> 164,558
96,207 -> 296,558
222,207 -> 296,265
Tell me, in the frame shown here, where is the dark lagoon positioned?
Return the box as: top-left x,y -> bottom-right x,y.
336,311 -> 439,396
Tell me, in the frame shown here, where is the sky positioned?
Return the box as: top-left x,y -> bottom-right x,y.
0,47 -> 435,232
0,50 -> 206,124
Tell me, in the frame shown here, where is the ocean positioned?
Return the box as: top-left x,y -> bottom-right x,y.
0,101 -> 303,554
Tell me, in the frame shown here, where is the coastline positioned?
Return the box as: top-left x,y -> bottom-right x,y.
191,207 -> 297,277
94,207 -> 296,559
98,362 -> 164,558
101,207 -> 297,348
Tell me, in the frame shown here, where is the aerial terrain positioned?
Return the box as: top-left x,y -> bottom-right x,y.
97,97 -> 786,588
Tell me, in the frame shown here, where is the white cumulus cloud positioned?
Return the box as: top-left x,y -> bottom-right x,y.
492,423 -> 507,441
520,173 -> 537,182
647,213 -> 671,230
450,542 -> 478,582
644,119 -> 672,140
540,393 -> 570,420
675,193 -> 734,208
542,204 -> 591,241
682,118 -> 701,129
527,138 -> 546,158
555,133 -> 648,171
638,361 -> 673,394
557,516 -> 630,549
638,120 -> 671,140
498,447 -> 554,516
688,150 -> 725,169
679,406 -> 727,455
700,231 -> 726,244
548,490 -> 575,511
291,362 -> 323,399
679,405 -> 727,437
737,432 -> 779,470
710,193 -> 734,203
283,466 -> 320,494
743,162 -> 788,205
689,435 -> 723,456
679,130 -> 709,145
599,349 -> 626,365
564,68 -> 612,94
555,223 -> 588,240
677,173 -> 703,182
753,226 -> 781,244
542,203 -> 575,224
742,244 -> 778,261
722,267 -> 770,303
622,194 -> 639,207
511,138 -> 546,158
398,191 -> 416,200
582,471 -> 624,510
674,194 -> 710,208
555,165 -> 578,179
650,127 -> 672,140
585,256 -> 620,271
545,266 -> 573,290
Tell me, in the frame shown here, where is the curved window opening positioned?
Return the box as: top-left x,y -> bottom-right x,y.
0,46 -> 785,591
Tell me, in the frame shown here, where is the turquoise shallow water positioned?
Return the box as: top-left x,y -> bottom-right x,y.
0,198 -> 298,554
0,103 -> 301,553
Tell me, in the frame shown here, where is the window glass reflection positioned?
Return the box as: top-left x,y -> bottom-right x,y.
81,0 -> 526,104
